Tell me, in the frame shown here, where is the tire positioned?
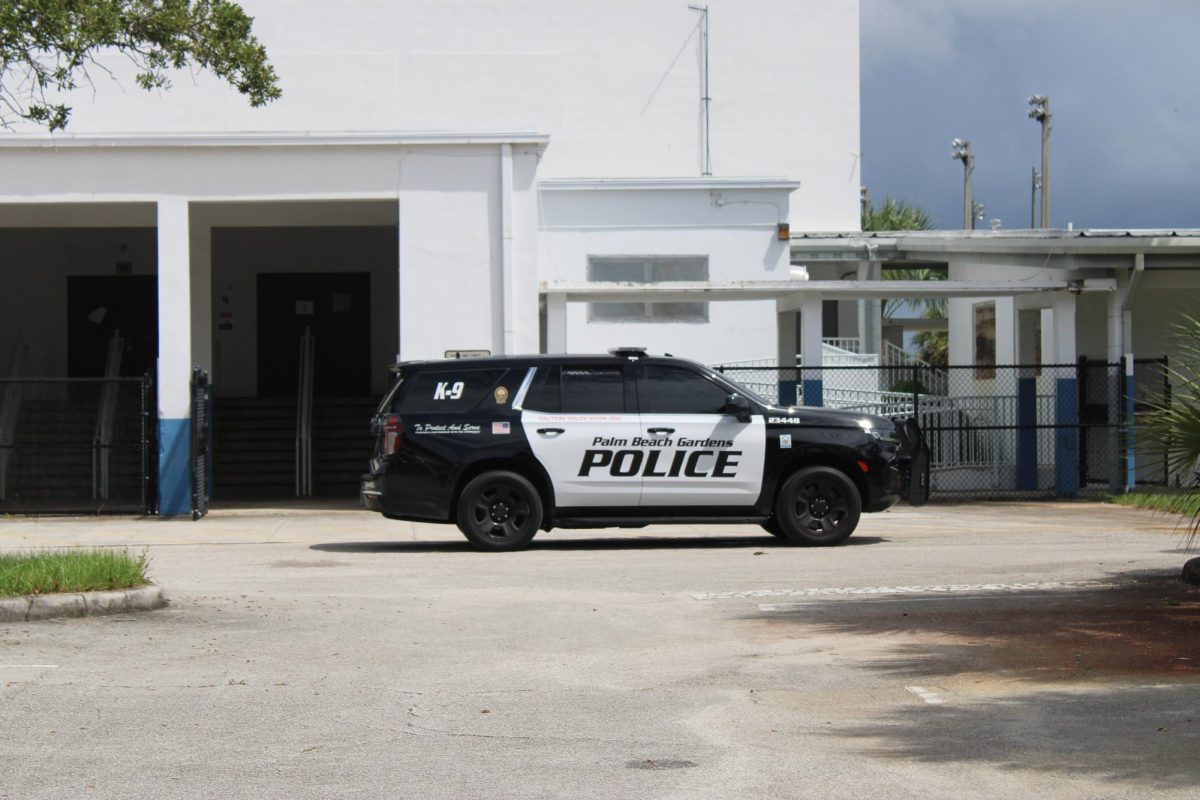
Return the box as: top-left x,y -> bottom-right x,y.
455,470 -> 543,551
773,466 -> 862,546
760,519 -> 789,539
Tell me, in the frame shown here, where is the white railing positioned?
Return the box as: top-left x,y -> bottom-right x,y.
822,337 -> 861,353
295,327 -> 315,497
0,334 -> 30,502
92,330 -> 124,500
880,340 -> 949,396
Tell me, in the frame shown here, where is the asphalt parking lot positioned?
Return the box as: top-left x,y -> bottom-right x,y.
1,501 -> 1197,799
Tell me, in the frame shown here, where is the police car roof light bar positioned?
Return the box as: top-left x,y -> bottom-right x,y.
608,346 -> 648,359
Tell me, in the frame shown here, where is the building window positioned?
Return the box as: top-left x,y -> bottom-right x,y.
587,256 -> 709,323
974,301 -> 996,379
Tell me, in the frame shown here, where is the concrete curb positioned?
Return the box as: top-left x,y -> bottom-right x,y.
0,585 -> 165,623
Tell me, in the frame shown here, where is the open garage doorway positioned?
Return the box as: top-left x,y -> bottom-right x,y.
256,272 -> 371,397
67,275 -> 158,378
203,210 -> 398,503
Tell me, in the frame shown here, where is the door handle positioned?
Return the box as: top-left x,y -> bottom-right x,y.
647,427 -> 675,435
537,427 -> 565,435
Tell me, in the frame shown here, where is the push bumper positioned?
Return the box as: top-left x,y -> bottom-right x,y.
897,417 -> 930,507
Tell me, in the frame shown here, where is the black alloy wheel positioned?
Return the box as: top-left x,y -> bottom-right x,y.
456,471 -> 543,551
774,466 -> 862,546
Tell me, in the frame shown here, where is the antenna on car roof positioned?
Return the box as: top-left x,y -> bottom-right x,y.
608,346 -> 647,359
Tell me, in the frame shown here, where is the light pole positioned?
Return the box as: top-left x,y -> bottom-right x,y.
951,138 -> 974,231
1030,167 -> 1042,229
1028,95 -> 1051,228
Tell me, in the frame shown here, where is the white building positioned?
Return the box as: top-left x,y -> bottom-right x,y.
0,0 -> 859,514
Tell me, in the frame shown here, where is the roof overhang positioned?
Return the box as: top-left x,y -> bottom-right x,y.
540,279 -> 1115,302
0,130 -> 551,149
539,177 -> 801,192
791,229 -> 1200,259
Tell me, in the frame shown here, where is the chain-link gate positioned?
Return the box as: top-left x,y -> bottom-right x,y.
713,361 -> 1149,500
0,376 -> 155,513
191,368 -> 212,519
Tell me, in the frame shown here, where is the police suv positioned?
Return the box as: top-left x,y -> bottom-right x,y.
361,348 -> 929,551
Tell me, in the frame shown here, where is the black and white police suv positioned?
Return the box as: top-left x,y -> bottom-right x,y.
360,348 -> 929,551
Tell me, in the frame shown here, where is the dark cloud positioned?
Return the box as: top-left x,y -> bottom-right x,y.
861,0 -> 1200,230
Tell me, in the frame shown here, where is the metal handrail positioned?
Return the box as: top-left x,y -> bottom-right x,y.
0,333 -> 30,501
92,330 -> 124,500
295,327 -> 315,497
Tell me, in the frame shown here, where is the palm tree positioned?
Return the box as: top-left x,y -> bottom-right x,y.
861,196 -> 948,345
1140,314 -> 1200,551
861,197 -> 934,232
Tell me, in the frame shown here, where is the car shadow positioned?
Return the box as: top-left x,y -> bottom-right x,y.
311,535 -> 889,554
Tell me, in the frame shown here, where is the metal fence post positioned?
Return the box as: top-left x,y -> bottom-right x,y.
911,363 -> 920,418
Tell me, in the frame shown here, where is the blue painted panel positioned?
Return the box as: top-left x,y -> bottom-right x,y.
1055,378 -> 1079,498
776,380 -> 797,408
802,379 -> 823,408
1125,374 -> 1136,491
158,417 -> 191,517
1016,377 -> 1038,490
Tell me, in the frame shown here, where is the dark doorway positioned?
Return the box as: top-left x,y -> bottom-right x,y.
67,276 -> 158,377
256,272 -> 371,397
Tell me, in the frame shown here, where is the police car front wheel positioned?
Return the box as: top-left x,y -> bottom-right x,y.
456,471 -> 544,551
774,466 -> 862,546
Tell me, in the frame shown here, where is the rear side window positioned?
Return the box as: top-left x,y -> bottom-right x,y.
523,365 -> 625,414
393,368 -> 510,413
638,365 -> 731,414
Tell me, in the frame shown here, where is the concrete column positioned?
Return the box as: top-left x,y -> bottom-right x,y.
995,297 -> 1017,367
776,308 -> 798,406
545,293 -> 567,354
499,143 -> 516,354
1014,307 -> 1040,490
156,198 -> 193,517
189,218 -> 213,376
800,293 -> 824,406
858,261 -> 882,357
1052,292 -> 1079,498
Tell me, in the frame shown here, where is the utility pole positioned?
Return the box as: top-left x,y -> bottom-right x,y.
951,139 -> 974,231
1030,167 -> 1042,229
689,4 -> 712,176
1028,95 -> 1051,228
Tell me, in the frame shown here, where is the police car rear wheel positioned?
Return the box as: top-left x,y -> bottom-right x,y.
774,466 -> 861,546
456,471 -> 543,551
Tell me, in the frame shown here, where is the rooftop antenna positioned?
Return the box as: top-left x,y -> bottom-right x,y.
689,4 -> 712,176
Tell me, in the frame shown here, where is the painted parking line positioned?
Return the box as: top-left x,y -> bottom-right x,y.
0,665 -> 59,669
694,580 -> 1114,601
906,686 -> 945,705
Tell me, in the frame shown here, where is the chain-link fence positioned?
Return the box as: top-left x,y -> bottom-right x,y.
0,377 -> 154,513
713,360 -> 1155,500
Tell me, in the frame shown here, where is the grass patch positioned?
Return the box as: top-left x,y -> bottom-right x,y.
0,548 -> 149,597
1108,490 -> 1200,518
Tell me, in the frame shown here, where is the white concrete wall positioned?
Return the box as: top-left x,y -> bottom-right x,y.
397,147 -> 541,361
22,0 -> 860,230
0,228 -> 156,376
539,185 -> 793,364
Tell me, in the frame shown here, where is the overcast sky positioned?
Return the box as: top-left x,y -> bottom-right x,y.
860,0 -> 1200,231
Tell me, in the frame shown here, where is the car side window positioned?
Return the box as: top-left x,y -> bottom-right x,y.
394,368 -> 509,413
638,365 -> 731,415
522,366 -> 561,413
525,365 -> 625,414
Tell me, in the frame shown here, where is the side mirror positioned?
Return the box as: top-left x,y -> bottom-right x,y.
723,393 -> 753,423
